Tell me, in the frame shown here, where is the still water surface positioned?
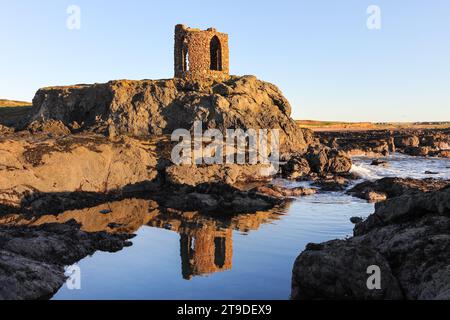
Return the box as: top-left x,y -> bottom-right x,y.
50,154 -> 449,299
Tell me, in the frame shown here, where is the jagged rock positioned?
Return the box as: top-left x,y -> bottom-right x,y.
250,184 -> 316,199
347,177 -> 449,202
394,135 -> 420,148
291,239 -> 404,300
292,187 -> 450,300
313,176 -> 350,192
281,156 -> 311,180
403,146 -> 431,157
327,149 -> 352,173
434,150 -> 450,158
30,76 -> 312,153
165,163 -> 276,186
316,128 -> 450,158
305,145 -> 329,173
0,124 -> 14,135
305,145 -> 352,175
27,119 -> 71,136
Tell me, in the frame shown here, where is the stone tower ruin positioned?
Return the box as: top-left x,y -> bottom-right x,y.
174,24 -> 230,81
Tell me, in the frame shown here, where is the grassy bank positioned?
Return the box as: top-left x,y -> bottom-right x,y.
0,99 -> 32,127
297,120 -> 450,132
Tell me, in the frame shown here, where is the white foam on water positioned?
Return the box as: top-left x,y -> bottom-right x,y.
351,153 -> 450,180
350,163 -> 382,181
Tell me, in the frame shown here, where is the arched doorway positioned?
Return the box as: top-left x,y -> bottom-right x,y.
210,36 -> 222,71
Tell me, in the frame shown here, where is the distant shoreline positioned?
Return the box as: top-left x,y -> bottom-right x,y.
297,120 -> 450,132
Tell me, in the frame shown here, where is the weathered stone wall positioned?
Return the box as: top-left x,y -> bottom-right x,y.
174,24 -> 229,81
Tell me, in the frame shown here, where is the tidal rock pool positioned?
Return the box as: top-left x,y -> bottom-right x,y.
2,154 -> 447,300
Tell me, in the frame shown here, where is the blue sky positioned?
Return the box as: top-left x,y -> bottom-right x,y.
1,0 -> 449,121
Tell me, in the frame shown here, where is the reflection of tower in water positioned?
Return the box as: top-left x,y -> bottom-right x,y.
0,197 -> 288,281
180,227 -> 233,280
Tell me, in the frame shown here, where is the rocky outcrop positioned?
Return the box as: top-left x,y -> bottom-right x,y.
316,128 -> 450,158
249,184 -> 316,199
0,220 -> 134,300
0,124 -> 13,135
165,163 -> 276,186
0,134 -> 158,208
27,119 -> 71,136
30,76 -> 312,153
281,146 -> 352,180
292,187 -> 450,300
313,176 -> 350,192
347,177 -> 450,202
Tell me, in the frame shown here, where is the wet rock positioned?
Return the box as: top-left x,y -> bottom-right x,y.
350,217 -> 363,224
281,156 -> 311,180
250,184 -> 316,199
316,131 -> 392,157
364,191 -> 387,202
291,239 -> 404,300
313,176 -> 350,192
424,171 -> 439,175
305,145 -> 329,173
432,150 -> 450,158
347,177 -> 449,202
371,159 -> 389,167
403,146 -> 431,157
0,220 -> 134,300
327,149 -> 352,174
292,187 -> 450,300
304,145 -> 352,175
421,134 -> 450,150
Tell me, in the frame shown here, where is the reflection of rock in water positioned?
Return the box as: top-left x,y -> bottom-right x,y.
0,199 -> 158,234
0,198 -> 290,280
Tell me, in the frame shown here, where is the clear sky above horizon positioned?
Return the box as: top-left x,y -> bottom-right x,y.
1,0 -> 449,122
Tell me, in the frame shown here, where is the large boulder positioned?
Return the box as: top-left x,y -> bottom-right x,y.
305,145 -> 352,175
30,76 -> 311,153
292,187 -> 450,300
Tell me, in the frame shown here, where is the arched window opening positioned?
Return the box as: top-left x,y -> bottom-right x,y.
182,43 -> 189,72
210,36 -> 222,71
